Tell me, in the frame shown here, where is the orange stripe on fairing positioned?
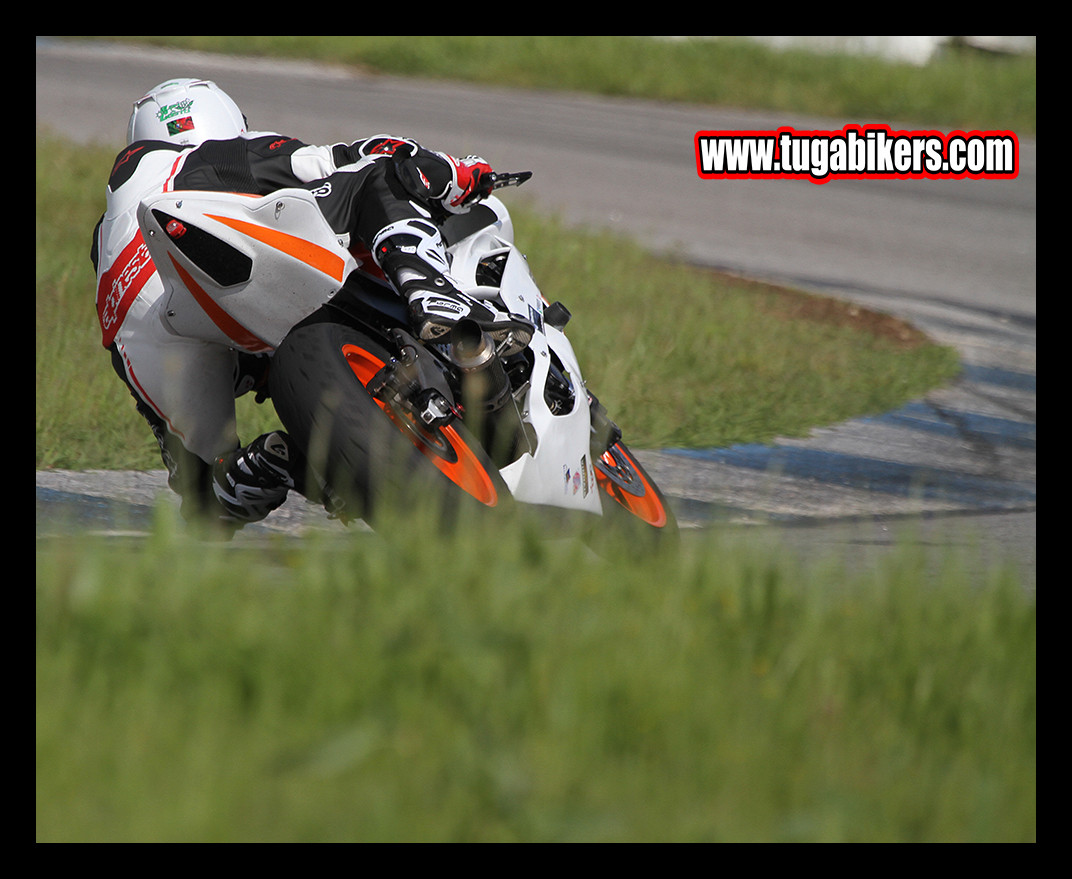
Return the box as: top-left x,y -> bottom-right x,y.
168,254 -> 274,353
207,214 -> 348,281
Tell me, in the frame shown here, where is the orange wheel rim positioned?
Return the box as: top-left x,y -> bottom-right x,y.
341,343 -> 500,506
596,445 -> 669,528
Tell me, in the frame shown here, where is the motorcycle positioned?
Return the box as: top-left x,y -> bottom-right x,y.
136,173 -> 676,539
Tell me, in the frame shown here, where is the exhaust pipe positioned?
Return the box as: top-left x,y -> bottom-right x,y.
449,319 -> 511,413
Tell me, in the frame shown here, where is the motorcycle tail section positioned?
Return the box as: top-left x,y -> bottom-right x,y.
138,188 -> 357,352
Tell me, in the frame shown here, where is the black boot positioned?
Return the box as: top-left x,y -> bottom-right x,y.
212,431 -> 297,523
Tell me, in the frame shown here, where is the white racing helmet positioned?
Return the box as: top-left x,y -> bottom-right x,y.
127,78 -> 247,146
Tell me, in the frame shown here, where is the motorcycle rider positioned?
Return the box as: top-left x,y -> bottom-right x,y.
91,77 -> 533,531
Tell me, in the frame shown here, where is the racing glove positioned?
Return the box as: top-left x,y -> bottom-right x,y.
392,146 -> 495,214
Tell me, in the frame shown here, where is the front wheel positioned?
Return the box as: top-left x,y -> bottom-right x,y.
594,440 -> 677,535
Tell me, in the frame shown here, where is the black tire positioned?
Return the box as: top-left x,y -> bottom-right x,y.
268,320 -> 511,526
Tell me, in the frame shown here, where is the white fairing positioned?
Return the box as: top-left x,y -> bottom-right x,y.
447,198 -> 601,514
138,188 -> 357,352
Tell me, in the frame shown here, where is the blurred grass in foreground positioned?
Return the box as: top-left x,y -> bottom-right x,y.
36,504 -> 1035,842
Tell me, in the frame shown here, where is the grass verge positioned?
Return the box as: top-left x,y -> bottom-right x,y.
36,507 -> 1035,842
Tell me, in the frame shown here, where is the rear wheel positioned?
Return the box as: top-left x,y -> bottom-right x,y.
269,320 -> 509,524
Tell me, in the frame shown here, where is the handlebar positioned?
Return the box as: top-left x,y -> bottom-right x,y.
489,170 -> 533,190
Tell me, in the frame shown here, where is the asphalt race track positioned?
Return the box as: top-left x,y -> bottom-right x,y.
35,40 -> 1036,583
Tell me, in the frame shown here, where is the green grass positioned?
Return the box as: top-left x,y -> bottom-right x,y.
80,35 -> 1036,135
36,509 -> 1035,842
519,218 -> 957,450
